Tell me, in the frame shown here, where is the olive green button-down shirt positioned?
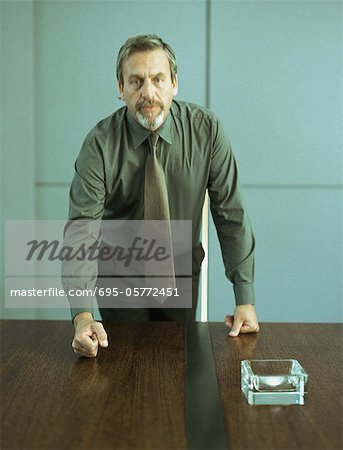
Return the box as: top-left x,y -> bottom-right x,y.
65,100 -> 255,319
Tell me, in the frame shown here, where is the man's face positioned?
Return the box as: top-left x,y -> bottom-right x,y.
118,49 -> 178,131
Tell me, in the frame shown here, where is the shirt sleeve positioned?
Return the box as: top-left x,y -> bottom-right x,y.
207,118 -> 255,306
61,135 -> 106,321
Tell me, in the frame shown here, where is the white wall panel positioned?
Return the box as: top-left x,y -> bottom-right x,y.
208,0 -> 343,324
210,0 -> 343,185
1,1 -> 36,319
36,185 -> 70,219
208,188 -> 343,322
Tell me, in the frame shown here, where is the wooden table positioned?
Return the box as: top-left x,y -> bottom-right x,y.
1,321 -> 342,450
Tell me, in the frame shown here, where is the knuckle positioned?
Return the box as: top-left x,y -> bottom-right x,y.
72,338 -> 79,347
96,323 -> 106,332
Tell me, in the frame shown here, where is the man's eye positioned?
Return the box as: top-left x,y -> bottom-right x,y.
154,77 -> 164,86
130,79 -> 142,87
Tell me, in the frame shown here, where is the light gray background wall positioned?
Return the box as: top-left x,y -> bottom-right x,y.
1,0 -> 342,322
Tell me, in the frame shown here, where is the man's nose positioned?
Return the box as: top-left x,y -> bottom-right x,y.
141,79 -> 155,100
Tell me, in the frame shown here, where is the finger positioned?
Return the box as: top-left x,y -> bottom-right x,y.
224,314 -> 234,328
91,322 -> 108,347
76,349 -> 97,358
239,323 -> 260,334
72,344 -> 97,358
228,317 -> 244,337
72,340 -> 97,355
73,335 -> 98,355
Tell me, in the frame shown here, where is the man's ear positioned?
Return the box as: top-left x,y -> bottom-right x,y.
118,81 -> 124,100
172,74 -> 178,97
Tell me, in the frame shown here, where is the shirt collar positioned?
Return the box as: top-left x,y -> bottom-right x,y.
126,108 -> 173,149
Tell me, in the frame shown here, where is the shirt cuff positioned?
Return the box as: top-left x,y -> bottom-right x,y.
233,283 -> 255,306
71,307 -> 94,323
69,295 -> 95,322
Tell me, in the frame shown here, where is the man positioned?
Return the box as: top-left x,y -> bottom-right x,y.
65,34 -> 259,358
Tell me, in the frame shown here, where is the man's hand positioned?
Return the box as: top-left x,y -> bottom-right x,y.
224,304 -> 260,337
72,312 -> 108,357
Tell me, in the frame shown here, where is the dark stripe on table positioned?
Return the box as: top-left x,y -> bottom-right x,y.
185,322 -> 229,450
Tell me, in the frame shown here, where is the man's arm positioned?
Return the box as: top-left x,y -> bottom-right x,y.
207,118 -> 259,335
62,134 -> 109,354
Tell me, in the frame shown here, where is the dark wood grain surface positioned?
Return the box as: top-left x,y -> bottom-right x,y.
1,320 -> 186,450
210,322 -> 343,450
1,321 -> 342,450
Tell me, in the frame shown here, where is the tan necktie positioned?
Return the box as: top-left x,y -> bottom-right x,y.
144,132 -> 175,299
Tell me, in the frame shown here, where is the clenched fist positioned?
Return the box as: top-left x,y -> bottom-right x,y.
72,312 -> 108,358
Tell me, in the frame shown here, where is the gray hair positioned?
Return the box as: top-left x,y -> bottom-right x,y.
116,34 -> 178,86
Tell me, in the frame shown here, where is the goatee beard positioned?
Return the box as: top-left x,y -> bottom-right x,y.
136,110 -> 164,131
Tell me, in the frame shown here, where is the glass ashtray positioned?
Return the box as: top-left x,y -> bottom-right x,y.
241,359 -> 308,405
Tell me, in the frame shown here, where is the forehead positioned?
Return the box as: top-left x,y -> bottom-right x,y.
122,49 -> 170,77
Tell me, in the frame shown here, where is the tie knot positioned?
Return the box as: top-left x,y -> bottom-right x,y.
149,132 -> 159,150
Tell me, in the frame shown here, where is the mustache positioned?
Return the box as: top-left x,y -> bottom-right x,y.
136,99 -> 163,110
